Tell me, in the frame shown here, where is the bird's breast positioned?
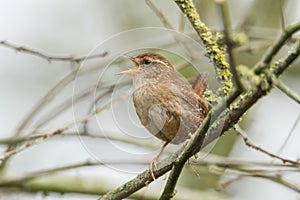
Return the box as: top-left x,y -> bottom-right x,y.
132,82 -> 206,144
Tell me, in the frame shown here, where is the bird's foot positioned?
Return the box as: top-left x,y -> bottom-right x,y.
149,156 -> 158,180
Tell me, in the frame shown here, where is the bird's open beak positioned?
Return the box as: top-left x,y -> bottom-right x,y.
128,56 -> 139,67
117,55 -> 139,75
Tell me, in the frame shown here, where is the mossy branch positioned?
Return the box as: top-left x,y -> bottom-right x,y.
174,0 -> 233,95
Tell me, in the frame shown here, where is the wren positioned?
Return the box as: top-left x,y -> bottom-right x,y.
119,52 -> 208,179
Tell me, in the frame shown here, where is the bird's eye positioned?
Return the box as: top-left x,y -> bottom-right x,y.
144,59 -> 151,65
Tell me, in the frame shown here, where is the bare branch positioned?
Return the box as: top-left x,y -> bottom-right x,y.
277,113 -> 300,155
254,22 -> 300,73
216,167 -> 300,193
0,123 -> 72,162
254,172 -> 300,193
189,154 -> 300,170
216,0 -> 243,91
272,74 -> 300,104
0,40 -> 108,63
178,12 -> 186,32
235,125 -> 300,165
190,155 -> 300,192
0,92 -> 127,162
0,44 -> 108,170
0,160 -> 148,187
145,0 -> 174,29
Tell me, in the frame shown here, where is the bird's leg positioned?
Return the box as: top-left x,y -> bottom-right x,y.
149,141 -> 169,180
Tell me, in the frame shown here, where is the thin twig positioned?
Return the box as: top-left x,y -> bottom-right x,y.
218,175 -> 243,190
279,0 -> 285,32
190,154 -> 300,193
0,160 -> 149,187
189,154 -> 300,169
272,75 -> 300,104
0,40 -> 108,63
254,22 -> 300,73
234,40 -> 274,53
254,172 -> 300,193
14,56 -> 129,139
178,12 -> 186,32
234,170 -> 300,193
13,55 -> 118,139
0,91 -> 128,162
14,70 -> 78,137
32,87 -> 94,133
217,0 -> 243,91
276,113 -> 300,155
145,0 -> 174,29
145,0 -> 194,58
0,66 -> 82,172
272,37 -> 300,75
82,85 -> 116,134
0,66 -> 83,171
215,167 -> 300,193
34,81 -> 128,134
0,124 -> 72,162
235,125 -> 300,165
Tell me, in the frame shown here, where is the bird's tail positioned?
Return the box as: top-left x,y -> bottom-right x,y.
192,72 -> 208,98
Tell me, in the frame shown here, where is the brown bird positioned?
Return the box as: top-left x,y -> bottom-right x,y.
119,52 -> 208,179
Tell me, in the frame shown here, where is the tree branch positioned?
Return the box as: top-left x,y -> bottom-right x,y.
254,22 -> 300,73
277,113 -> 300,155
0,41 -> 110,174
217,0 -> 243,92
0,93 -> 120,162
0,123 -> 72,162
272,76 -> 300,104
145,0 -> 174,29
0,40 -> 108,63
235,125 -> 300,165
212,164 -> 300,193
